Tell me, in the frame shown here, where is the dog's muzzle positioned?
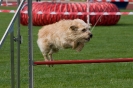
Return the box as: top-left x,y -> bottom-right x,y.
85,34 -> 93,41
90,34 -> 93,38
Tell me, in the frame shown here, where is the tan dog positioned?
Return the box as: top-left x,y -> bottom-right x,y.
37,19 -> 92,62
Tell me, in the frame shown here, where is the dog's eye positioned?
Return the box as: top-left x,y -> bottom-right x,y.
82,29 -> 86,32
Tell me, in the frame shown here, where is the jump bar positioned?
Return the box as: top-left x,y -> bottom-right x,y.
34,58 -> 133,65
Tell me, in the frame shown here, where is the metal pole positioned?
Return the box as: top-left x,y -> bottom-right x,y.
0,0 -> 3,6
10,27 -> 15,88
17,0 -> 21,88
28,0 -> 33,88
6,0 -> 8,6
0,0 -> 26,48
87,0 -> 90,24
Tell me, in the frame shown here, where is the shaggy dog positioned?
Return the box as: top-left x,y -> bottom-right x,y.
37,19 -> 92,63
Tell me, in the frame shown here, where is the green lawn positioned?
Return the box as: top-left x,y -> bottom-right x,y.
0,6 -> 133,88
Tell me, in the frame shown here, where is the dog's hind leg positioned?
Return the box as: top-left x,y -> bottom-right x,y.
48,48 -> 59,67
48,49 -> 54,61
42,53 -> 51,67
42,53 -> 49,61
37,39 -> 49,61
48,52 -> 54,67
48,48 -> 59,61
41,47 -> 51,62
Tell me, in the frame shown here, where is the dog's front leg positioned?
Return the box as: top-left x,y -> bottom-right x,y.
72,42 -> 84,52
75,42 -> 84,52
72,41 -> 78,49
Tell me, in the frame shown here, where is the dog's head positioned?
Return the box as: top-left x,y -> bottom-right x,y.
68,19 -> 92,43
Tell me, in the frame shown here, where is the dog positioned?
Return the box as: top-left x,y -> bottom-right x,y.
37,19 -> 92,63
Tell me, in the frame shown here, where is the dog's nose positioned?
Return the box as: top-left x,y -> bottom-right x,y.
90,34 -> 93,38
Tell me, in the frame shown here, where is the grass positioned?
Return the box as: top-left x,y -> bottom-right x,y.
0,6 -> 133,88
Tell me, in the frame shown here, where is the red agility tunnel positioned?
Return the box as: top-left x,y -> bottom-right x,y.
20,2 -> 121,26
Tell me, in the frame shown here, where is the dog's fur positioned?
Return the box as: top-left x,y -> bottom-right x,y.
37,19 -> 92,62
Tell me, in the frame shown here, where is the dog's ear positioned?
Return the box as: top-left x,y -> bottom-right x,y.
70,25 -> 78,31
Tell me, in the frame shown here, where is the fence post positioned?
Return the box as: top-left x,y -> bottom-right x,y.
28,0 -> 33,88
